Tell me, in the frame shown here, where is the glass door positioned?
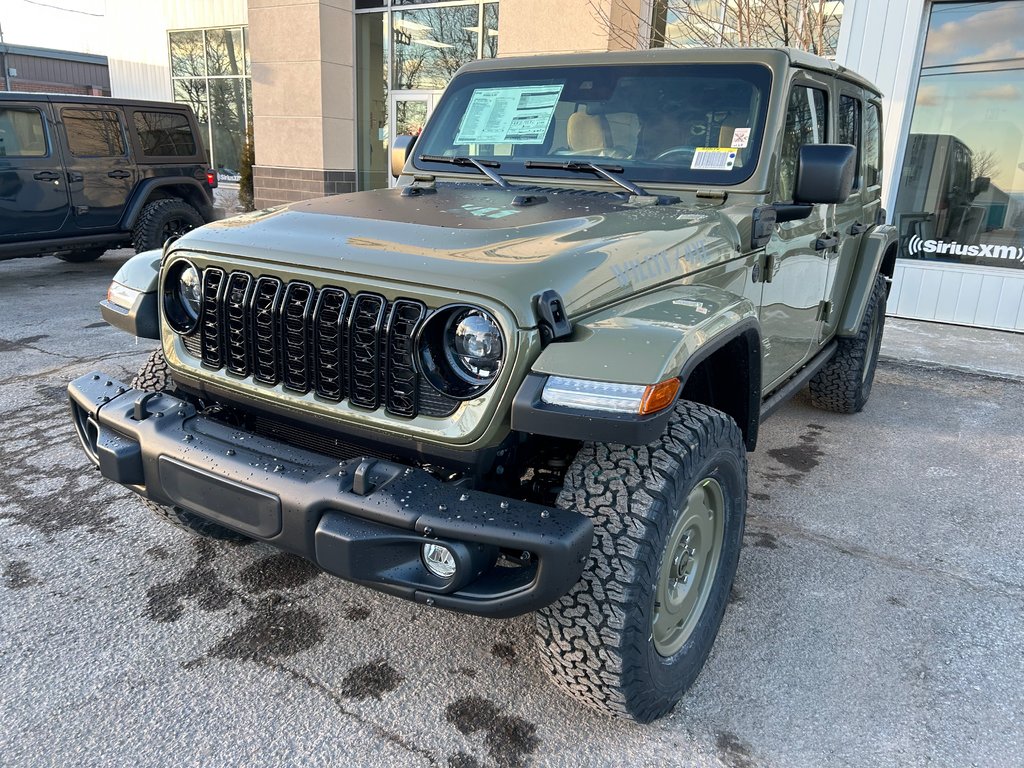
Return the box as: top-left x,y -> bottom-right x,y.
388,92 -> 438,185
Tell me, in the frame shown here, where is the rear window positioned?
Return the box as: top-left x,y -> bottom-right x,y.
62,108 -> 126,157
0,107 -> 48,157
132,111 -> 198,157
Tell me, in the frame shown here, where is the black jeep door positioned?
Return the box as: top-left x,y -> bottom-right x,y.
0,102 -> 70,239
56,105 -> 136,230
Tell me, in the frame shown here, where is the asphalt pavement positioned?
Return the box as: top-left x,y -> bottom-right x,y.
2,250 -> 1022,768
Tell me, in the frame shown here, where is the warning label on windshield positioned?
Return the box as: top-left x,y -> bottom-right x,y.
454,84 -> 564,145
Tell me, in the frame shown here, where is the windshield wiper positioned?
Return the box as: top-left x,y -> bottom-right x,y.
418,155 -> 512,189
524,160 -> 649,197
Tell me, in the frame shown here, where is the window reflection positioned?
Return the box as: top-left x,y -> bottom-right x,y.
392,6 -> 481,89
895,1 -> 1024,270
169,26 -> 251,179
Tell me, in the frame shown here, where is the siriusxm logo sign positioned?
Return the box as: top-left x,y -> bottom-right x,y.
907,235 -> 1024,262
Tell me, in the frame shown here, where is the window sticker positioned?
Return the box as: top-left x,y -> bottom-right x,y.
454,84 -> 564,145
730,127 -> 751,148
690,147 -> 737,170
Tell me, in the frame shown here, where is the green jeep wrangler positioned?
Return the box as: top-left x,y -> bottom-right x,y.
69,47 -> 897,722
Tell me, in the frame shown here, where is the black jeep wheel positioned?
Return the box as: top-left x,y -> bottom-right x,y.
535,401 -> 746,722
131,349 -> 248,542
56,247 -> 106,263
809,274 -> 887,414
131,199 -> 205,253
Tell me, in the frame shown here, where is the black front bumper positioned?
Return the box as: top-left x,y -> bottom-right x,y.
68,372 -> 592,618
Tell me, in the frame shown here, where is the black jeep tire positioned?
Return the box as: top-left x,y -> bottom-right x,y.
535,401 -> 747,722
131,198 -> 205,253
56,247 -> 106,263
131,349 -> 247,542
809,274 -> 887,414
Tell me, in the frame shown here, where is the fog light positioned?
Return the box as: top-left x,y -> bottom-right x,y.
422,543 -> 457,580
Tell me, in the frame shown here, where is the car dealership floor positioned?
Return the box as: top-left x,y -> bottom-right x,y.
2,250 -> 1022,768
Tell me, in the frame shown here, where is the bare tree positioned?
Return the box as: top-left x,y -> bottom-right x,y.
971,149 -> 999,182
594,0 -> 845,57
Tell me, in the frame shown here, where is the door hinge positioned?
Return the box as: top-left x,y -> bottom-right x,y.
74,206 -> 89,216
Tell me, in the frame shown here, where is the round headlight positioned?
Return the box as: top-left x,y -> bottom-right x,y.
447,310 -> 503,382
418,305 -> 505,399
163,259 -> 201,335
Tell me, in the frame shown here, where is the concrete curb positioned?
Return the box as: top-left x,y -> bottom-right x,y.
878,355 -> 1024,384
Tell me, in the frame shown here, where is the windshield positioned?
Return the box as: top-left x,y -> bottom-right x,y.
412,63 -> 772,186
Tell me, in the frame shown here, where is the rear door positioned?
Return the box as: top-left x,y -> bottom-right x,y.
0,101 -> 70,239
56,104 -> 137,230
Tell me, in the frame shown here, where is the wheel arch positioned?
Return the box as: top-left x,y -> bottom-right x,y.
121,178 -> 213,230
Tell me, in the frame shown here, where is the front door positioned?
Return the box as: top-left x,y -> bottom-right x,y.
389,92 -> 437,186
759,82 -> 832,391
0,102 -> 70,240
55,105 -> 137,230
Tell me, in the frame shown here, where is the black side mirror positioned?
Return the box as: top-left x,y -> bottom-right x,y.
391,134 -> 417,178
794,144 -> 856,204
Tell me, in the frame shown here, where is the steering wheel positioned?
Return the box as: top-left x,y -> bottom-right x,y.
652,146 -> 696,163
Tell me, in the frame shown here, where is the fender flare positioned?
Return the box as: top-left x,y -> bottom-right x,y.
511,286 -> 762,448
121,177 -> 213,230
98,249 -> 162,339
837,224 -> 898,337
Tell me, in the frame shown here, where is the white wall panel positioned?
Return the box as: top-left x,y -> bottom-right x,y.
105,0 -> 247,100
891,261 -> 1024,332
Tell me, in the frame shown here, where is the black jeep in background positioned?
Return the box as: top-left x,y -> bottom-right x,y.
0,93 -> 218,263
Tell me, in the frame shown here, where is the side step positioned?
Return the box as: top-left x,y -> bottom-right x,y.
759,341 -> 838,421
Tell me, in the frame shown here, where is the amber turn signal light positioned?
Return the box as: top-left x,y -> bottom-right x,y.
639,377 -> 681,415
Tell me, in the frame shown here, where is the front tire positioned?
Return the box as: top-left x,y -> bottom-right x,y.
131,349 -> 247,542
809,274 -> 887,414
131,198 -> 205,253
535,401 -> 747,722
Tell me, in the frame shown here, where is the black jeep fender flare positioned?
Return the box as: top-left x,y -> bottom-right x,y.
120,178 -> 213,231
837,224 -> 898,337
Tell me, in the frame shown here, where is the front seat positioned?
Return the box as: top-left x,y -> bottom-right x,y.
566,110 -> 613,155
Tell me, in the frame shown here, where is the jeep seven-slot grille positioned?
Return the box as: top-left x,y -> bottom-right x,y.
187,269 -> 457,419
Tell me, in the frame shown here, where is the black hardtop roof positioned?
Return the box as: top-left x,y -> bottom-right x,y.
0,92 -> 196,111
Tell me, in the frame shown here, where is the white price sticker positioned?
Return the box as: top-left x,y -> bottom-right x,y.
690,147 -> 737,171
454,84 -> 564,145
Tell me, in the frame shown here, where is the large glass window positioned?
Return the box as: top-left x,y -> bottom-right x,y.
62,109 -> 126,157
169,26 -> 251,179
778,86 -> 827,201
0,108 -> 48,157
132,111 -> 198,157
894,1 -> 1024,270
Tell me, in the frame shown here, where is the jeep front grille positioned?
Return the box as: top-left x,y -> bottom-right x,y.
184,268 -> 457,419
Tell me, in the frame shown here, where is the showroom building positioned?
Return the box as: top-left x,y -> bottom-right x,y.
19,0 -> 1020,332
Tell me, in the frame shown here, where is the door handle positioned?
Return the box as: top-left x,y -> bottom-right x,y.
107,170 -> 132,179
848,221 -> 868,236
67,171 -> 84,183
33,171 -> 60,181
814,233 -> 839,252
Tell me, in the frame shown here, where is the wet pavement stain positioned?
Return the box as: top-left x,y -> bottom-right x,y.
762,424 -> 827,486
344,605 -> 371,621
145,545 -> 171,560
0,403 -> 120,536
4,560 -> 41,589
209,598 -> 326,661
448,752 -> 484,768
748,531 -> 779,550
83,322 -> 107,329
716,731 -> 758,768
750,492 -> 770,501
0,334 -> 49,352
339,658 -> 405,700
445,696 -> 540,768
490,643 -> 517,663
238,553 -> 322,594
144,539 -> 234,623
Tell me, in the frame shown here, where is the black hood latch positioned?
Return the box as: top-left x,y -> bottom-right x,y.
535,290 -> 573,346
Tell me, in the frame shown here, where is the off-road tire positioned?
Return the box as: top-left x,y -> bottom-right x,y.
131,349 -> 247,542
809,274 -> 887,414
535,401 -> 747,722
56,247 -> 106,263
131,198 -> 205,253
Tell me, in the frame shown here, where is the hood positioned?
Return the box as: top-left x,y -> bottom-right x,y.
174,184 -> 742,327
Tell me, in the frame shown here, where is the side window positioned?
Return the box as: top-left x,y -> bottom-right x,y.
132,111 -> 198,157
0,108 -> 48,158
779,86 -> 827,201
62,108 -> 126,157
864,102 -> 881,188
838,94 -> 862,188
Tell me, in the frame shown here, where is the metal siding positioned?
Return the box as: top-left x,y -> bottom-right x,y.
891,261 -> 1024,332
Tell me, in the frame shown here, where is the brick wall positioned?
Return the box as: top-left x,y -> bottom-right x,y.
253,166 -> 356,209
6,80 -> 110,96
